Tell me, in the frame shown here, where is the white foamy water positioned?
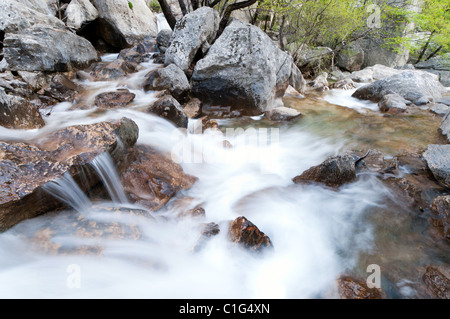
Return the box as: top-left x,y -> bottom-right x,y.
322,88 -> 379,113
0,53 -> 389,299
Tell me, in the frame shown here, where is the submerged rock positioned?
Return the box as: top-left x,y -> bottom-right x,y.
337,275 -> 383,299
21,205 -> 154,256
191,19 -> 294,115
423,145 -> 450,188
430,196 -> 450,242
422,266 -> 450,299
0,117 -> 138,231
92,0 -> 158,48
293,154 -> 357,188
120,144 -> 197,211
228,216 -> 272,252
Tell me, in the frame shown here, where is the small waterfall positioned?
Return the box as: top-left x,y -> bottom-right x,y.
89,152 -> 128,204
42,172 -> 91,213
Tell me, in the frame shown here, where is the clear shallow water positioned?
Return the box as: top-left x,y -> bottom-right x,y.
0,53 -> 447,299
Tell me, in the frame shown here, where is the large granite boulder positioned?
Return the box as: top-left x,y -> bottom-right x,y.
164,7 -> 220,74
0,0 -> 64,33
191,19 -> 294,115
352,71 -> 445,106
3,26 -> 99,72
92,0 -> 158,48
65,0 -> 99,30
143,64 -> 190,102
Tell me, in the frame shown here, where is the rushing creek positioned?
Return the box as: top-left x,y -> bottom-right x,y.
0,48 -> 448,298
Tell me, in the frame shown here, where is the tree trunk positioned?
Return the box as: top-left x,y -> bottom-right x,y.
279,15 -> 286,51
217,0 -> 259,37
416,30 -> 434,64
158,0 -> 178,30
178,0 -> 189,16
426,45 -> 442,61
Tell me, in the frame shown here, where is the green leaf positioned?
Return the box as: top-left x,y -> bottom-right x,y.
128,1 -> 133,9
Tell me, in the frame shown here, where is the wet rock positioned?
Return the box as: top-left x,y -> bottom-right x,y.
353,149 -> 399,176
65,0 -> 99,30
182,98 -> 202,119
145,95 -> 188,128
165,7 -> 220,73
308,72 -> 329,91
352,71 -> 445,106
143,64 -> 190,103
120,144 -> 197,211
430,103 -> 449,116
423,145 -> 450,188
382,153 -> 445,211
42,74 -> 83,102
21,205 -> 154,256
193,222 -> 220,252
336,42 -> 365,72
156,29 -> 172,53
228,216 -> 272,252
441,111 -> 450,142
0,87 -> 45,129
92,0 -> 158,48
330,78 -> 355,90
337,275 -> 383,299
293,154 -> 357,188
17,71 -> 52,92
378,93 -> 408,114
118,37 -> 158,63
191,19 -> 294,115
94,89 -> 136,109
89,59 -> 140,81
430,196 -> 450,242
3,26 -> 99,72
264,107 -> 302,122
178,205 -> 206,219
422,266 -> 450,299
0,117 -> 139,231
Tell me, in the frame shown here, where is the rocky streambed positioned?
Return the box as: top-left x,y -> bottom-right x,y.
0,2 -> 449,299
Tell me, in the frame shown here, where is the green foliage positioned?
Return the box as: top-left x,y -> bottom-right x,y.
128,1 -> 133,10
381,0 -> 450,61
149,0 -> 162,13
257,0 -> 376,54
